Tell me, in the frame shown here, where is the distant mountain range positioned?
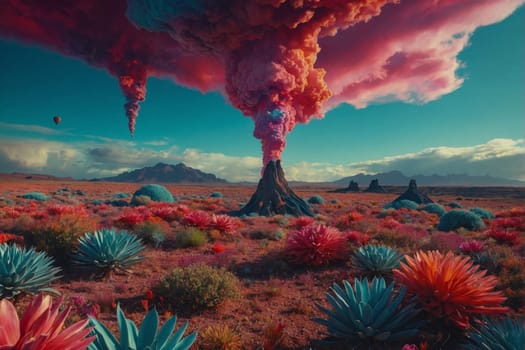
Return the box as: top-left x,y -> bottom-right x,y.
2,166 -> 523,187
92,162 -> 227,183
333,170 -> 525,187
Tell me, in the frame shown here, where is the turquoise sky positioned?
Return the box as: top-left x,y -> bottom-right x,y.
0,7 -> 523,181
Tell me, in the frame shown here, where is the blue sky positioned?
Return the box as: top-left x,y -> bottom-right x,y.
0,6 -> 523,182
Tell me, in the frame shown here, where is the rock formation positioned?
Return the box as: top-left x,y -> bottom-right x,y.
394,179 -> 433,204
364,179 -> 387,193
330,180 -> 360,193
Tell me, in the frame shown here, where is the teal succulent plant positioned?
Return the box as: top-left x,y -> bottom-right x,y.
313,277 -> 424,346
307,195 -> 324,204
20,191 -> 48,201
437,209 -> 485,232
0,244 -> 61,298
383,200 -> 419,210
469,207 -> 495,219
88,304 -> 197,350
463,317 -> 524,350
420,203 -> 446,217
352,244 -> 404,276
72,228 -> 145,275
131,184 -> 175,205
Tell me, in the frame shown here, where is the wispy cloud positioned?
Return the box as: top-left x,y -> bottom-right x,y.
0,137 -> 523,182
0,122 -> 65,136
285,138 -> 525,182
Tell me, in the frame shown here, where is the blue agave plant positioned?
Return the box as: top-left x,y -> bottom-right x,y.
463,317 -> 524,350
313,277 -> 424,345
352,244 -> 404,275
0,244 -> 61,298
72,228 -> 144,275
88,304 -> 197,350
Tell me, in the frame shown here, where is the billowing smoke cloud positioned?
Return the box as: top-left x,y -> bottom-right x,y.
1,0 -> 523,167
126,0 -> 392,165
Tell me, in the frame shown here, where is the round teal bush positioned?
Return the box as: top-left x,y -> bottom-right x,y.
131,184 -> 174,205
420,203 -> 446,217
437,209 -> 486,232
210,192 -> 223,198
113,192 -> 131,199
21,192 -> 47,201
307,195 -> 324,204
469,207 -> 495,219
448,201 -> 463,208
383,199 -> 419,210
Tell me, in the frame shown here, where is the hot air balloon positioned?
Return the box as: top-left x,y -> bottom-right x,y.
53,116 -> 61,125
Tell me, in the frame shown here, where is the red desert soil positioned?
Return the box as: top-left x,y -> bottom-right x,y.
1,176 -> 524,349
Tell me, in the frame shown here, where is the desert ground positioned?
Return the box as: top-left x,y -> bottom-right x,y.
1,176 -> 524,349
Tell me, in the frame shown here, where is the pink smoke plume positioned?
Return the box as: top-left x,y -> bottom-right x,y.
1,0 -> 523,166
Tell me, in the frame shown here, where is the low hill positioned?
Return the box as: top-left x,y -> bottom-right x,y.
93,162 -> 227,183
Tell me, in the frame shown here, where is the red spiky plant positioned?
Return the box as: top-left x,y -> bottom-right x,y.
393,250 -> 509,328
182,210 -> 210,229
209,214 -> 236,233
0,294 -> 94,349
286,224 -> 347,266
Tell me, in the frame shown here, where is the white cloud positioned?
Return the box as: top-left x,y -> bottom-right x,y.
0,137 -> 523,182
0,122 -> 65,136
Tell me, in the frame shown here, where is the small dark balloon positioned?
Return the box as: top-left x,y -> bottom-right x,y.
53,116 -> 61,125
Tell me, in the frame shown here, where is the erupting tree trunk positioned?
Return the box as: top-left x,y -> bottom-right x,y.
236,160 -> 313,217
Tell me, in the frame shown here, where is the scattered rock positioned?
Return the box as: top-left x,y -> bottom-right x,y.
393,179 -> 433,204
364,179 -> 386,193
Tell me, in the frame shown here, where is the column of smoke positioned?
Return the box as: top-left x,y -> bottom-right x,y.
1,0 -> 523,167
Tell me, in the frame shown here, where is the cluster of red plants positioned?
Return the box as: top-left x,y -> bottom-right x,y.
286,224 -> 347,266
459,239 -> 484,253
345,230 -> 370,245
486,228 -> 519,245
0,232 -> 23,244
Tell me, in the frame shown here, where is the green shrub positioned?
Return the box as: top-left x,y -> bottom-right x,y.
131,184 -> 174,205
469,207 -> 495,219
243,227 -> 285,241
420,203 -> 446,217
107,199 -> 129,207
210,192 -> 223,198
21,192 -> 48,201
135,221 -> 166,248
113,192 -> 131,199
448,201 -> 463,208
307,195 -> 324,205
154,263 -> 240,311
383,199 -> 419,210
22,214 -> 97,265
437,210 -> 486,232
175,227 -> 208,248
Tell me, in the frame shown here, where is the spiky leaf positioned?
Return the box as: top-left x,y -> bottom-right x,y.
0,244 -> 61,298
314,277 -> 424,345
